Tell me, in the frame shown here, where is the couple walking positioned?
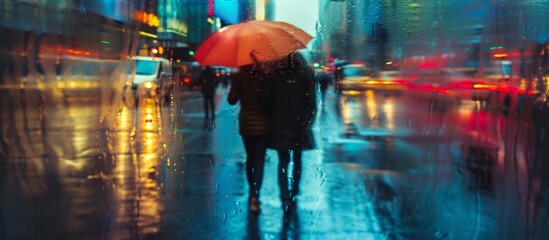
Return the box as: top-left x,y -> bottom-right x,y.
228,52 -> 317,214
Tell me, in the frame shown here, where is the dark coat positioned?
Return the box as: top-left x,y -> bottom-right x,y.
262,67 -> 317,151
228,66 -> 269,136
200,67 -> 217,96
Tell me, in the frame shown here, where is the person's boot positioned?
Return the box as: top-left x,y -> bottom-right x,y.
249,197 -> 260,213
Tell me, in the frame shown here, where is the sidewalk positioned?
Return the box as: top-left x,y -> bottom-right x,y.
169,87 -> 513,239
170,88 -> 390,239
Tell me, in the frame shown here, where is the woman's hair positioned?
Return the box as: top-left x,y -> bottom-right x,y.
286,52 -> 313,76
287,52 -> 307,70
239,64 -> 253,72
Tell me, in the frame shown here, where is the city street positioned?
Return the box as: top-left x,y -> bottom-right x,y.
0,83 -> 544,239
3,0 -> 549,239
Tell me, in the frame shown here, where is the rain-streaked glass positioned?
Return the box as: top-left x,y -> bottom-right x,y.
1,0 -> 549,239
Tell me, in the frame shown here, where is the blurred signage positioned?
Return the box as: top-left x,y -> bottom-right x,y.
214,0 -> 240,24
84,0 -> 130,22
208,0 -> 214,17
135,11 -> 160,27
159,19 -> 188,37
255,0 -> 265,20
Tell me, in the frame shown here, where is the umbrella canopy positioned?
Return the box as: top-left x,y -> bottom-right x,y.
194,20 -> 313,67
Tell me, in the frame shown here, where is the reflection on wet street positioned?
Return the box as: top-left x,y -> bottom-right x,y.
0,85 -> 172,238
3,0 -> 549,239
0,83 -> 548,239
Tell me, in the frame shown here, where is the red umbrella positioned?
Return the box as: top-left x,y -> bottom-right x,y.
194,20 -> 313,67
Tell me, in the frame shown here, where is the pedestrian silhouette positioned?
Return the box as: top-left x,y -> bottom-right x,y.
262,52 -> 317,213
200,66 -> 217,119
220,69 -> 230,90
315,68 -> 331,104
228,63 -> 270,213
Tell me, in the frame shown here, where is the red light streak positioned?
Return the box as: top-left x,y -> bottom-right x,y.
208,0 -> 214,17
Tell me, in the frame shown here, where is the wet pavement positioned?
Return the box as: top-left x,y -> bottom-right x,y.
0,84 -> 548,239
5,0 -> 549,238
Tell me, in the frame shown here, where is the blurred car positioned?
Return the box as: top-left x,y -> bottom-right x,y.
408,72 -> 452,93
406,71 -> 455,112
338,66 -> 407,92
408,68 -> 499,98
336,64 -> 374,91
440,68 -> 498,104
212,66 -> 234,88
174,61 -> 202,90
129,56 -> 173,99
366,70 -> 409,91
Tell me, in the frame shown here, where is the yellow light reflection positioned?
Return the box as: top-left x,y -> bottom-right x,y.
383,99 -> 395,129
144,81 -> 153,89
345,90 -> 361,95
458,105 -> 473,118
365,90 -> 378,127
341,96 -> 352,125
112,99 -> 164,237
119,107 -> 130,129
144,132 -> 157,152
145,107 -> 154,130
255,0 -> 265,20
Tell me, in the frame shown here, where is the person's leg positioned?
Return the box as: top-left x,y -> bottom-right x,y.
291,149 -> 303,198
242,136 -> 256,198
278,149 -> 291,200
250,136 -> 267,198
243,136 -> 267,213
208,95 -> 216,118
203,95 -> 210,118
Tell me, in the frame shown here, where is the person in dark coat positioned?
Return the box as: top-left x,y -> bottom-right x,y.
228,63 -> 270,213
200,66 -> 217,119
262,52 -> 317,213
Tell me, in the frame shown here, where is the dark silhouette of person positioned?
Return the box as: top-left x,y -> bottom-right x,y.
228,63 -> 269,213
334,67 -> 343,93
220,69 -> 230,90
262,52 -> 317,213
315,69 -> 331,103
200,66 -> 217,119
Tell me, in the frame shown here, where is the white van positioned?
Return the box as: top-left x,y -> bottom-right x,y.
129,56 -> 173,99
